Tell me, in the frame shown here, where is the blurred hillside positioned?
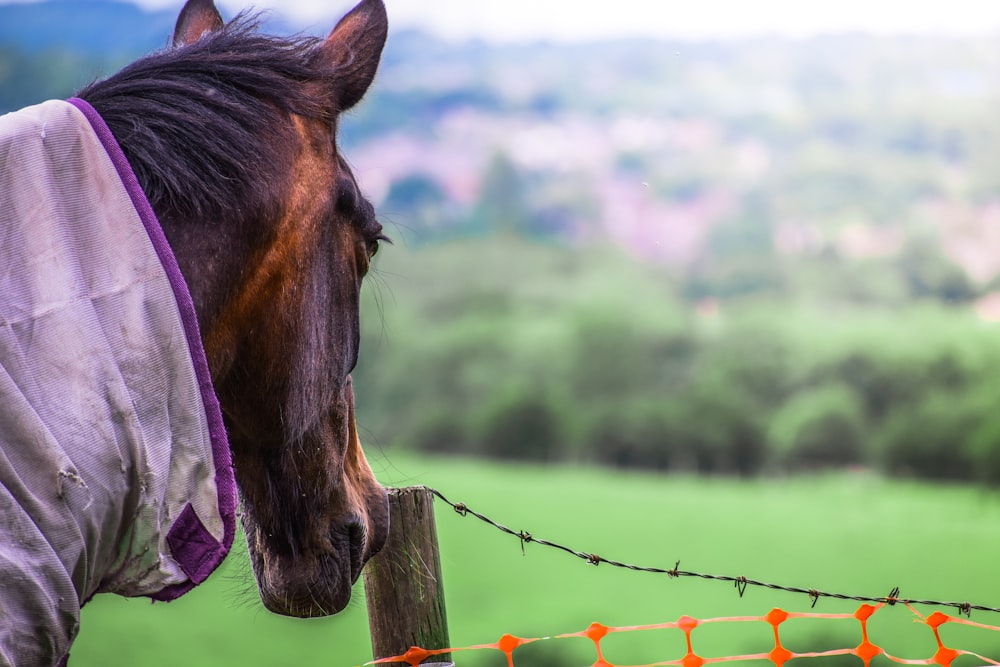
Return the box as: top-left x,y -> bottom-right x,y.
350,32 -> 1000,294
5,3 -> 1000,480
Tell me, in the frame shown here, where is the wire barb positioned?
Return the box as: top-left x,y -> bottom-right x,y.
519,531 -> 532,556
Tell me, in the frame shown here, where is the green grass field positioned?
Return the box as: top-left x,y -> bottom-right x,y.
72,454 -> 1000,667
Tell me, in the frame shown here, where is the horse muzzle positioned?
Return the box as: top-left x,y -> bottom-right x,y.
249,493 -> 388,617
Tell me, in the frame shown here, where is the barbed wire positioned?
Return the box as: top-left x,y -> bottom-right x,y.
425,486 -> 998,618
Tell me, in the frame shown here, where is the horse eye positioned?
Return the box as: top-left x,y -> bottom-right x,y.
367,232 -> 390,260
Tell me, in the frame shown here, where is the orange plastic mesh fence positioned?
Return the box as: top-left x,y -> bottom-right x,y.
366,603 -> 1000,667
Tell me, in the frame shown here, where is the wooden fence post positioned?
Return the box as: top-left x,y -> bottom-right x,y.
364,486 -> 453,666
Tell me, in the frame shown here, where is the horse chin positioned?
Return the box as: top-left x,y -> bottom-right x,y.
256,553 -> 351,617
245,535 -> 351,617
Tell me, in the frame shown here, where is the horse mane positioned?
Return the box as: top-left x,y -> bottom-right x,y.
77,13 -> 338,227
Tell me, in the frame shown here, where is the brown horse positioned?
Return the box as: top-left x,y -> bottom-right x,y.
77,0 -> 391,618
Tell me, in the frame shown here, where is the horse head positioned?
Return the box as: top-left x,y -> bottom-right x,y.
82,0 -> 391,617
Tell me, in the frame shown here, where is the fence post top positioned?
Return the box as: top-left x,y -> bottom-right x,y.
387,485 -> 435,498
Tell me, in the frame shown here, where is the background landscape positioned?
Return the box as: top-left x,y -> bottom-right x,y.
4,1 -> 1000,665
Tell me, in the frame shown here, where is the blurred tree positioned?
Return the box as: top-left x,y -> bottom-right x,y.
896,238 -> 976,303
469,151 -> 531,237
705,197 -> 775,260
0,48 -> 99,112
767,384 -> 866,470
876,393 -> 977,481
586,402 -> 681,472
384,173 -> 447,212
824,351 -> 921,422
968,410 -> 1000,487
382,173 -> 454,241
477,389 -> 564,462
685,195 -> 787,300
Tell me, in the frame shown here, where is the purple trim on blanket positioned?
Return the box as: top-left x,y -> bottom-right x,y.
67,97 -> 237,600
165,503 -> 222,584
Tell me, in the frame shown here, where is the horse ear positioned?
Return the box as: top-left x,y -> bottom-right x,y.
320,0 -> 388,111
172,0 -> 224,48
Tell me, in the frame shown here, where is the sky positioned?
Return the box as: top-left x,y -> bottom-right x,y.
6,0 -> 1000,41
167,0 -> 1000,41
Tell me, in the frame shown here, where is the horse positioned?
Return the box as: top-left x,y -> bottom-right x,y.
0,0 -> 390,663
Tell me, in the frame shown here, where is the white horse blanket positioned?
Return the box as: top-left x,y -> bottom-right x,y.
0,99 -> 237,666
